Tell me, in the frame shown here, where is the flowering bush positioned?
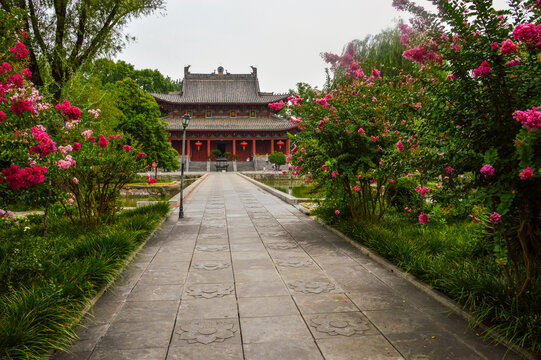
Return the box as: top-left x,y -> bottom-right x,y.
0,23 -> 145,227
278,46 -> 428,222
394,0 -> 540,298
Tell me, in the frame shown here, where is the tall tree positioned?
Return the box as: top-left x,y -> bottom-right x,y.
90,58 -> 181,93
114,78 -> 179,171
0,0 -> 165,99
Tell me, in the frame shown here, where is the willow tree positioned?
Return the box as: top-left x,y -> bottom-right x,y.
0,0 -> 165,99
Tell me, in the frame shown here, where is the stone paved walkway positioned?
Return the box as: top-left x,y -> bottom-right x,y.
57,173 -> 519,360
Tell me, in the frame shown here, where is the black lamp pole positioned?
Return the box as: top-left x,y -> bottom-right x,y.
179,114 -> 191,219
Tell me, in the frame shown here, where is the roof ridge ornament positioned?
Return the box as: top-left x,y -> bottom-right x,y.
184,65 -> 191,76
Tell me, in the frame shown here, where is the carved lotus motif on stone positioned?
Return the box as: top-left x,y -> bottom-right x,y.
288,280 -> 335,294
186,284 -> 234,299
196,245 -> 228,252
193,261 -> 230,271
310,315 -> 371,336
177,320 -> 237,344
275,259 -> 313,267
267,242 -> 298,250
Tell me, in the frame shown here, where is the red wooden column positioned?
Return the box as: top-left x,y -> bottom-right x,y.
252,139 -> 256,158
270,139 -> 274,154
232,139 -> 236,156
207,139 -> 211,158
286,138 -> 291,155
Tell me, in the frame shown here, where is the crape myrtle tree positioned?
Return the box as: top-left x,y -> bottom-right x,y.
0,12 -> 147,230
0,0 -> 165,99
393,0 -> 540,297
273,43 -> 429,222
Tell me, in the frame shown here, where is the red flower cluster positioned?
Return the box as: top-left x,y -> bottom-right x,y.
8,42 -> 29,59
269,100 -> 285,111
0,111 -> 6,123
55,100 -> 82,121
73,142 -> 81,151
98,134 -> 109,148
9,98 -> 35,116
1,164 -> 47,190
28,126 -> 56,156
8,74 -> 24,87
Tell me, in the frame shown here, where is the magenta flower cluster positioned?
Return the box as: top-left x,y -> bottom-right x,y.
55,100 -> 82,121
9,42 -> 29,59
480,164 -> 495,176
519,167 -> 534,180
28,126 -> 56,157
513,107 -> 540,131
490,212 -> 502,224
0,164 -> 47,190
473,61 -> 491,78
418,212 -> 429,224
512,23 -> 541,48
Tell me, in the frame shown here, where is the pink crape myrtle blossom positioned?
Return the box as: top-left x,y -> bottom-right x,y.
73,177 -> 79,184
269,100 -> 285,111
445,166 -> 455,174
490,42 -> 499,50
81,130 -> 93,140
415,186 -> 430,196
396,140 -> 404,152
29,127 -> 56,156
418,212 -> 429,224
57,155 -> 76,169
490,212 -> 502,224
138,152 -> 147,158
59,145 -> 73,154
473,61 -> 491,78
334,210 -> 340,215
446,74 -> 457,80
331,171 -> 339,178
480,164 -> 495,176
88,109 -> 101,119
500,39 -> 519,55
353,185 -> 360,192
519,167 -> 534,180
73,142 -> 81,151
505,58 -> 522,67
321,164 -> 327,171
513,107 -> 540,131
291,145 -> 298,153
123,145 -> 132,151
0,111 -> 6,123
512,23 -> 541,48
357,128 -> 365,135
9,98 -> 35,116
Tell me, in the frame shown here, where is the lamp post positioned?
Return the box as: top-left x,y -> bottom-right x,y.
179,114 -> 191,219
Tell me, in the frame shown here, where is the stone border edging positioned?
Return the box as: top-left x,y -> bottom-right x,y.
168,173 -> 210,207
316,219 -> 533,360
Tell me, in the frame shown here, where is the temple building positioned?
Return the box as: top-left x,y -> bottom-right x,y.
151,66 -> 296,165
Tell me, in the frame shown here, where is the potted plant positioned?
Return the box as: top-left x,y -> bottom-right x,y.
211,149 -> 222,160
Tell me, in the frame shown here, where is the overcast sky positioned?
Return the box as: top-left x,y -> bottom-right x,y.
117,0 -> 509,94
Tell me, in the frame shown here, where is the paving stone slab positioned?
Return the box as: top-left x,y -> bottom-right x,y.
236,280 -> 290,298
294,294 -> 358,314
114,300 -> 179,323
243,340 -> 324,360
240,315 -> 313,344
171,318 -> 241,347
316,335 -> 405,360
178,297 -> 238,320
96,321 -> 174,350
166,343 -> 244,360
127,283 -> 183,302
238,296 -> 299,318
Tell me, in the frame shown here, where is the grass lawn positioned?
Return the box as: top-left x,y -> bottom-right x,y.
0,203 -> 170,359
324,211 -> 540,355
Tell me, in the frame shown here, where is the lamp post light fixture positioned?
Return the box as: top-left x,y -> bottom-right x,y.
179,114 -> 191,219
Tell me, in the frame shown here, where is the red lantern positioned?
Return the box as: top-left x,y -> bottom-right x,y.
276,140 -> 285,149
194,141 -> 203,151
240,141 -> 248,150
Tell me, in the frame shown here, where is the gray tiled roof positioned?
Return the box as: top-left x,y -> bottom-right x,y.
167,116 -> 297,131
151,67 -> 289,104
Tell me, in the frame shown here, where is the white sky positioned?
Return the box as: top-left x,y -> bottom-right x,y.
117,0 -> 509,93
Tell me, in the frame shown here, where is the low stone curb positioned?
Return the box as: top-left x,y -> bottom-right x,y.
316,219 -> 534,360
167,173 -> 209,207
